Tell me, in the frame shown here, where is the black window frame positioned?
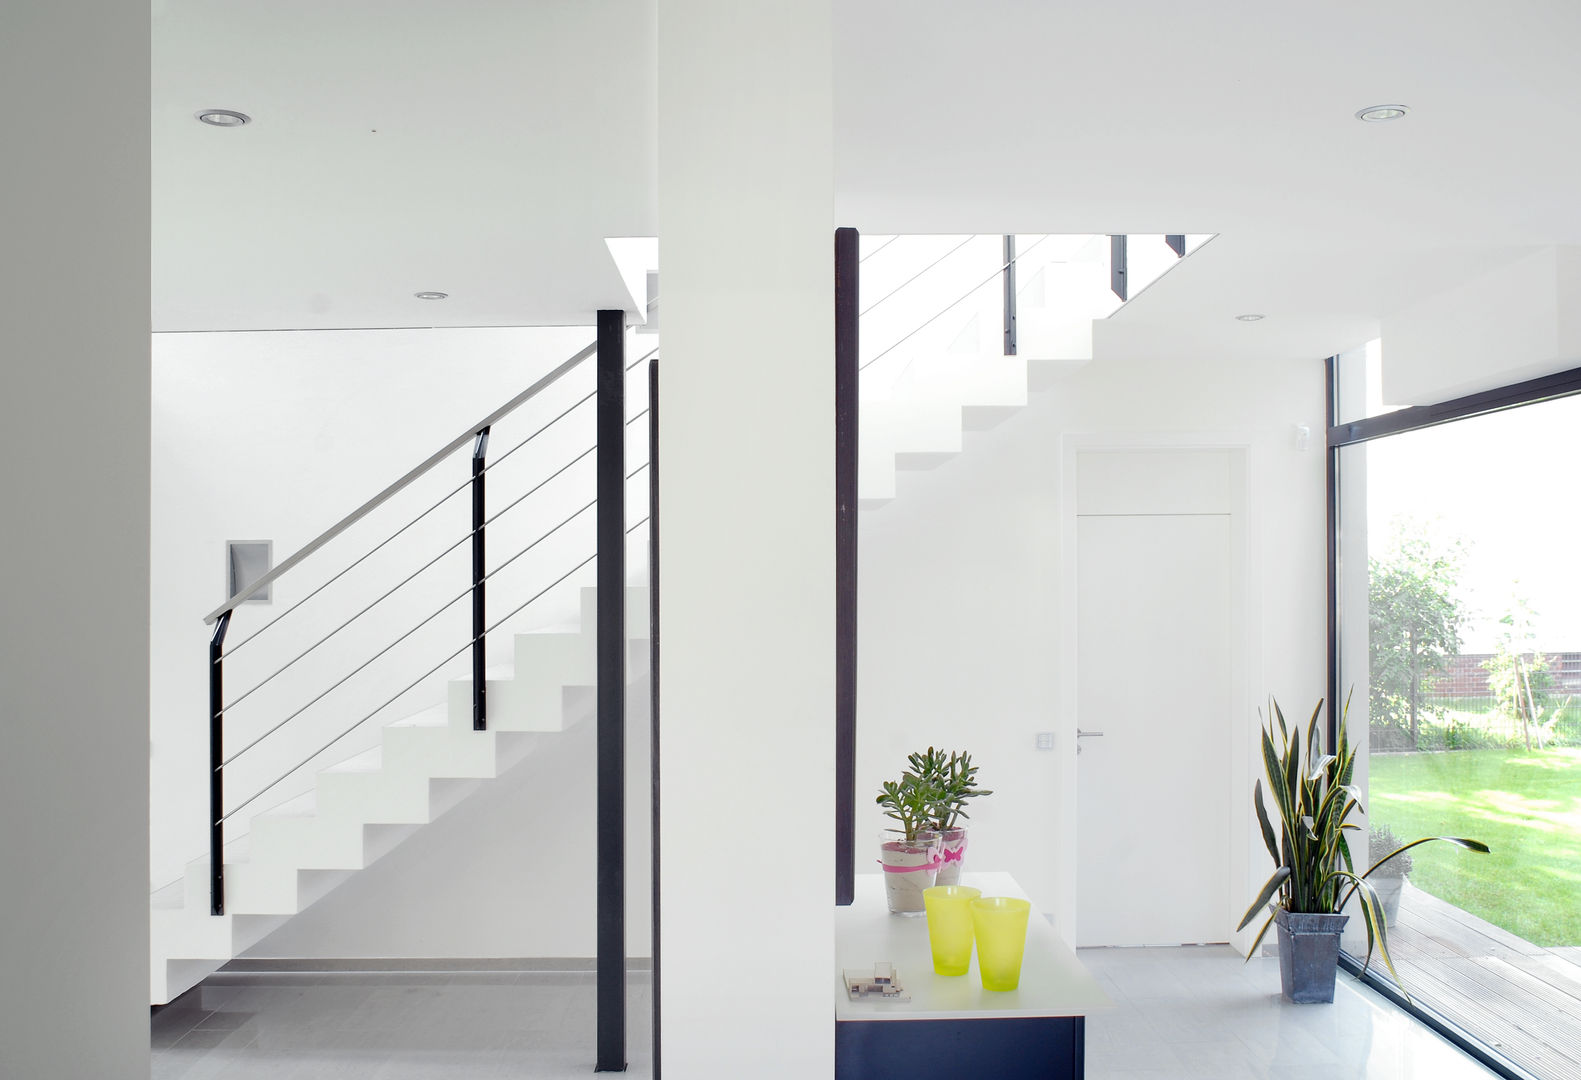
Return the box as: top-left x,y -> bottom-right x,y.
1324,354 -> 1581,1080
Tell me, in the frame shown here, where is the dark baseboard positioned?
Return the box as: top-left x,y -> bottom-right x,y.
221,957 -> 654,974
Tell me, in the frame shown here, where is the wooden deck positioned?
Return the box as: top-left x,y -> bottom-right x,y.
1353,882 -> 1581,1079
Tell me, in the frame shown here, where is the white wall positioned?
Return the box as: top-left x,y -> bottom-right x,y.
656,2 -> 835,1076
239,666 -> 654,959
0,2 -> 151,1076
150,326 -> 656,890
1381,245 -> 1581,405
855,328 -> 1329,950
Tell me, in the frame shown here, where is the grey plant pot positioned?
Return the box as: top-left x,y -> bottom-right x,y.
1274,909 -> 1349,1004
1372,874 -> 1405,927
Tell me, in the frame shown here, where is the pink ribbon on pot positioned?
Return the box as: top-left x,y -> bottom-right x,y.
877,855 -> 943,873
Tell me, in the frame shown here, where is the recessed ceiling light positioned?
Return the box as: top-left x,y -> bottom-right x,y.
1355,104 -> 1409,123
196,109 -> 251,128
1235,313 -> 1265,322
413,291 -> 449,301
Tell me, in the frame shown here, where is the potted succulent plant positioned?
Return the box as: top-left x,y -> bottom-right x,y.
909,747 -> 992,887
1239,697 -> 1488,1003
1368,825 -> 1412,927
875,771 -> 941,915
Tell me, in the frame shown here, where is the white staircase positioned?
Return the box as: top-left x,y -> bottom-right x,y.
150,233 -> 1202,1005
855,232 -> 1142,506
151,586 -> 646,1003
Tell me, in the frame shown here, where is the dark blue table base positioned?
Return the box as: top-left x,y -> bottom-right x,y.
836,1015 -> 1085,1079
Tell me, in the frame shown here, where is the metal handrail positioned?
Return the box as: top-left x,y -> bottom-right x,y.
221,344 -> 658,654
219,399 -> 656,710
203,339 -> 601,623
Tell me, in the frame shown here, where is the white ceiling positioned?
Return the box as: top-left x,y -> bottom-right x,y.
835,0 -> 1581,364
152,0 -> 655,332
155,0 -> 1581,364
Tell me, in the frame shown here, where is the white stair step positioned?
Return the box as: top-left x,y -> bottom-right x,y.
382,723 -> 499,778
870,352 -> 1029,409
387,703 -> 449,728
315,766 -> 437,824
323,746 -> 381,774
151,909 -> 291,1003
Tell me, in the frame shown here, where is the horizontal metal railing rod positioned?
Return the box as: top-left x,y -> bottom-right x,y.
221,494 -> 603,763
220,460 -> 651,759
482,514 -> 651,645
222,526 -> 478,713
859,235 -> 899,264
220,587 -> 471,768
204,342 -> 599,623
224,469 -> 475,658
480,410 -> 649,532
859,233 -> 1053,373
478,345 -> 658,490
224,414 -> 656,703
859,235 -> 977,318
221,512 -> 652,823
221,346 -> 658,656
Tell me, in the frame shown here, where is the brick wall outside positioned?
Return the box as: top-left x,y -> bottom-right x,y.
1422,650 -> 1581,698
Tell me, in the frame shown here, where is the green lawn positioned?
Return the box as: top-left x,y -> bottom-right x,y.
1370,748 -> 1581,947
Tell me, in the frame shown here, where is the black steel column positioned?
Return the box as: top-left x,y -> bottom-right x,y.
647,356 -> 662,1079
1002,234 -> 1017,356
1325,356 -> 1340,751
1165,234 -> 1186,257
471,427 -> 489,731
835,227 -> 859,907
1109,234 -> 1128,301
596,309 -> 627,1072
209,610 -> 231,916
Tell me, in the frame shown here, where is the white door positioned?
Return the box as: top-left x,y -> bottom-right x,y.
1074,451 -> 1235,946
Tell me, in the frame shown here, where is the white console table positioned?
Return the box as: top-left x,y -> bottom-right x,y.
835,872 -> 1111,1079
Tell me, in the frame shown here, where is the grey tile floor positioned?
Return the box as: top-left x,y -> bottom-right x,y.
1080,945 -> 1500,1080
153,948 -> 1500,1078
151,969 -> 652,1079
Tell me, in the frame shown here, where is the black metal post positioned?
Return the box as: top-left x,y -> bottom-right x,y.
648,356 -> 662,1080
1324,357 -> 1340,752
1109,234 -> 1128,301
1165,234 -> 1186,257
472,427 -> 489,731
1002,234 -> 1017,356
835,227 -> 859,907
595,309 -> 627,1073
209,610 -> 231,916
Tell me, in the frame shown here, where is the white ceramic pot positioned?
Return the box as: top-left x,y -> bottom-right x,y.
878,831 -> 941,915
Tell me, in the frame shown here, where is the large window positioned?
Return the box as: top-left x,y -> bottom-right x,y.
1333,345 -> 1581,1080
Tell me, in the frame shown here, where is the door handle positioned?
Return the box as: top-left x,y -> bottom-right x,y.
1077,729 -> 1105,738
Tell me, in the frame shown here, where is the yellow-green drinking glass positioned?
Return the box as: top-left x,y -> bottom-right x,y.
922,885 -> 981,976
970,896 -> 1031,991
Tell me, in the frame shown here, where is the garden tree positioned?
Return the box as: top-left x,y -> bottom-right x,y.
1484,595 -> 1554,751
1369,523 -> 1465,748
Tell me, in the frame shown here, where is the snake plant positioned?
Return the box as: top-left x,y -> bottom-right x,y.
1238,696 -> 1489,992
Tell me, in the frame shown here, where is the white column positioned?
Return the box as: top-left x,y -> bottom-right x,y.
656,2 -> 834,1075
0,2 -> 151,1077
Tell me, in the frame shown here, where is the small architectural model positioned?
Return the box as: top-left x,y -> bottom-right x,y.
844,962 -> 910,1002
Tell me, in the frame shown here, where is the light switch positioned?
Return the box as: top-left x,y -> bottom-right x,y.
1035,732 -> 1055,751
